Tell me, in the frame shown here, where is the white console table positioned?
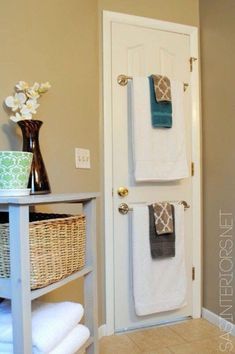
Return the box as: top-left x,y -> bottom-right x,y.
0,192 -> 99,354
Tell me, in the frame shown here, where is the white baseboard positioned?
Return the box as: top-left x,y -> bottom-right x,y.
98,324 -> 107,339
202,308 -> 235,336
99,311 -> 235,339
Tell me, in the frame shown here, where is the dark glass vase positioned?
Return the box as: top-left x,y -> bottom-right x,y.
17,120 -> 51,194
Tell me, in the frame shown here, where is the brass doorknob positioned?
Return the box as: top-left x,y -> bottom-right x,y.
118,203 -> 129,214
117,186 -> 129,197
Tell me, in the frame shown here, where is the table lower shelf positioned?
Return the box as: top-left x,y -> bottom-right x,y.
0,265 -> 93,300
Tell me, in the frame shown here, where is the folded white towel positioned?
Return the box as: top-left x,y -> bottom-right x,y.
0,324 -> 90,354
50,324 -> 90,354
132,203 -> 187,315
0,300 -> 84,353
131,77 -> 189,181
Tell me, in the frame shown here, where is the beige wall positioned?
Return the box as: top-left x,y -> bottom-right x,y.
0,0 -> 99,194
200,0 -> 235,322
0,0 -> 103,322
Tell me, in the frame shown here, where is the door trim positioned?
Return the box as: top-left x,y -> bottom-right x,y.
103,10 -> 202,335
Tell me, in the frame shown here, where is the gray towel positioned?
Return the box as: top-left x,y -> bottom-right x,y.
148,204 -> 175,258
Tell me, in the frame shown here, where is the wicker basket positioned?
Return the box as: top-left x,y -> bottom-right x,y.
0,212 -> 86,290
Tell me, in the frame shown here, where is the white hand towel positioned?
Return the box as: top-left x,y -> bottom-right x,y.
132,203 -> 187,316
0,301 -> 84,353
131,77 -> 189,181
0,324 -> 90,354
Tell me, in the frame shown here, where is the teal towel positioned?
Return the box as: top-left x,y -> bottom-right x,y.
148,76 -> 172,128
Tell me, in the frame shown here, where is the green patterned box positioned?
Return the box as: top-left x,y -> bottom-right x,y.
0,151 -> 33,189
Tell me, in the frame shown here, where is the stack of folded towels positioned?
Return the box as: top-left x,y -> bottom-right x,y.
0,299 -> 90,354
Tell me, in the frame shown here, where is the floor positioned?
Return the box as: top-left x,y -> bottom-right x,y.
99,319 -> 235,354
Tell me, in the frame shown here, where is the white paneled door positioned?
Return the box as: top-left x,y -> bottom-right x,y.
103,12 -> 201,333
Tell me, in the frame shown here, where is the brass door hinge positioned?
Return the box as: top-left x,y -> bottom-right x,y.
192,267 -> 195,281
190,57 -> 197,72
191,162 -> 195,177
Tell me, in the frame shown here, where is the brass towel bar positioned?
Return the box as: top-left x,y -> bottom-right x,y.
117,74 -> 189,92
118,200 -> 190,215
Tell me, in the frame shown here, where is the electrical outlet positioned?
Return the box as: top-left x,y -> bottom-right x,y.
75,148 -> 91,169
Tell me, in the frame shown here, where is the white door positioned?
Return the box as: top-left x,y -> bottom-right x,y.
103,12 -> 201,333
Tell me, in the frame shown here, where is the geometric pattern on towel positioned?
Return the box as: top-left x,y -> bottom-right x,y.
152,74 -> 172,102
152,202 -> 174,235
149,205 -> 175,258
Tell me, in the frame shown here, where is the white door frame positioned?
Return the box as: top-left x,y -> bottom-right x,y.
103,10 -> 202,335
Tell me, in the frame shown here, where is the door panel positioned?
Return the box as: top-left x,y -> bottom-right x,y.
111,22 -> 193,331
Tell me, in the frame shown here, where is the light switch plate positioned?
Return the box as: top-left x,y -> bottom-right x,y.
75,148 -> 91,169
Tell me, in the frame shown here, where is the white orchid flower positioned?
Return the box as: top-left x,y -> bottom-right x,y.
15,81 -> 29,91
38,82 -> 51,94
21,99 -> 39,115
22,112 -> 33,119
10,112 -> 23,123
32,82 -> 40,90
5,80 -> 50,122
26,89 -> 40,100
26,82 -> 40,99
5,92 -> 27,112
19,108 -> 33,119
30,82 -> 40,93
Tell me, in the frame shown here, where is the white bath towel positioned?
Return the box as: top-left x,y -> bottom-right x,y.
131,77 -> 189,181
0,300 -> 84,353
132,203 -> 187,316
0,324 -> 90,354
